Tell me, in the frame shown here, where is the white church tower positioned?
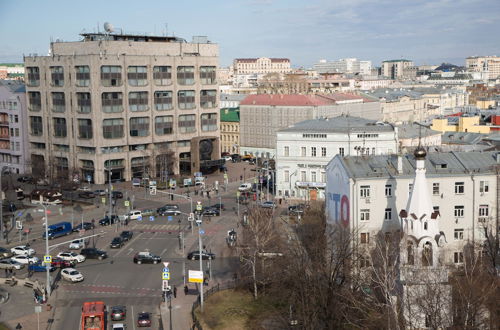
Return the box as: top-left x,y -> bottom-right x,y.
398,145 -> 451,328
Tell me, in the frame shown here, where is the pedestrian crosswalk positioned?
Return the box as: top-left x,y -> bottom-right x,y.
130,223 -> 188,232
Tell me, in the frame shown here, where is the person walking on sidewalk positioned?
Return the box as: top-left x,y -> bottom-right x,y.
173,286 -> 177,298
184,285 -> 188,295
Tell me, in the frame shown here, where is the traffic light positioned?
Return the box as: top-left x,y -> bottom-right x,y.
170,194 -> 174,201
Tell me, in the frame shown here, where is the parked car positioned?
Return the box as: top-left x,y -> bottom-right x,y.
112,324 -> 126,330
231,154 -> 241,162
72,222 -> 95,232
112,191 -> 123,199
11,255 -> 39,265
99,215 -> 119,226
11,245 -> 35,256
157,204 -> 180,216
57,252 -> 86,263
0,259 -> 24,270
137,312 -> 152,327
94,189 -> 106,196
110,237 -> 124,249
77,186 -> 91,191
17,176 -> 33,183
128,210 -> 142,220
141,209 -> 155,216
78,191 -> 95,199
50,257 -> 74,268
223,155 -> 232,161
80,248 -> 107,260
28,262 -> 56,272
133,251 -> 161,264
202,207 -> 220,217
61,268 -> 84,282
288,204 -> 307,215
210,203 -> 225,211
69,239 -> 88,250
110,306 -> 127,321
0,247 -> 13,259
259,201 -> 276,209
187,250 -> 216,260
120,231 -> 133,242
238,183 -> 252,191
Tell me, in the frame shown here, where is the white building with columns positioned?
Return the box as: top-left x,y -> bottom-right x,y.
276,115 -> 398,200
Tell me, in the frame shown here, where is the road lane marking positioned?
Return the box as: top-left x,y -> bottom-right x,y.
160,248 -> 167,256
126,248 -> 135,256
92,272 -> 101,284
131,305 -> 136,330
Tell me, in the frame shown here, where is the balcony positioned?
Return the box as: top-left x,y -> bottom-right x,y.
0,121 -> 9,126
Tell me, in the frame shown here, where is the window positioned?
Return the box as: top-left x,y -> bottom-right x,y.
409,183 -> 413,196
455,182 -> 464,194
154,91 -> 173,110
301,147 -> 306,157
360,233 -> 369,244
127,66 -> 147,86
454,251 -> 464,264
200,66 -> 216,84
479,204 -> 489,217
200,90 -> 217,108
53,118 -> 67,138
101,66 -> 122,86
479,181 -> 489,193
454,205 -> 464,217
360,185 -> 370,198
76,93 -> 91,113
339,147 -> 344,156
14,115 -> 18,123
26,67 -> 40,86
75,66 -> 90,87
321,172 -> 326,183
359,255 -> 371,268
311,172 -> 317,182
129,92 -> 149,111
14,128 -> 19,137
51,92 -> 65,112
385,184 -> 392,197
284,170 -> 289,182
50,66 -> 64,86
201,113 -> 217,131
301,171 -> 306,181
30,116 -> 43,136
178,90 -> 195,110
153,66 -> 172,85
284,146 -> 289,157
384,208 -> 392,221
360,209 -> 370,221
28,92 -> 41,111
311,147 -> 317,157
130,117 -> 149,137
155,116 -> 173,135
177,66 -> 194,85
102,92 -> 123,113
433,183 -> 440,195
178,114 -> 196,133
78,119 -> 92,139
102,118 -> 124,139
454,229 -> 464,240
321,147 -> 326,157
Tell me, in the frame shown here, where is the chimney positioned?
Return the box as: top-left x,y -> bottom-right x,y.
397,155 -> 403,174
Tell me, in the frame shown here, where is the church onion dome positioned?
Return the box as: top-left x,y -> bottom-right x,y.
414,145 -> 427,160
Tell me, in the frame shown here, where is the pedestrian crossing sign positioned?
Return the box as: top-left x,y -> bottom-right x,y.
162,272 -> 170,280
43,255 -> 52,263
149,216 -> 155,221
124,200 -> 130,207
137,215 -> 142,221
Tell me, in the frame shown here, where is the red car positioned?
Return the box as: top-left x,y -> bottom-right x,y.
137,312 -> 151,327
51,258 -> 74,268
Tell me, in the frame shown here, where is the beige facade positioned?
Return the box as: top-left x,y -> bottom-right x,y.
233,57 -> 291,75
24,33 -> 220,184
382,59 -> 414,79
220,108 -> 240,154
466,56 -> 500,79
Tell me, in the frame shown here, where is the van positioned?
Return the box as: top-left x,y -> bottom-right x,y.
128,210 -> 143,220
44,222 -> 72,239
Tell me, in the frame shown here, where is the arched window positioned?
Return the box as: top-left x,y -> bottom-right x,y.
422,241 -> 433,266
407,242 -> 415,265
424,221 -> 428,230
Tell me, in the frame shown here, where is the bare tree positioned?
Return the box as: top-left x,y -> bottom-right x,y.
154,144 -> 176,182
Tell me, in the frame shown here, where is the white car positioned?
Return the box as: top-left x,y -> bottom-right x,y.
128,210 -> 142,220
238,183 -> 252,191
61,268 -> 84,282
11,245 -> 35,256
112,324 -> 126,330
69,239 -> 87,250
57,252 -> 86,263
11,255 -> 39,265
0,259 -> 24,270
223,155 -> 232,161
77,186 -> 91,191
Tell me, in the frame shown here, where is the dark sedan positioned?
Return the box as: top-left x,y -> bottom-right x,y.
112,191 -> 123,199
202,207 -> 220,217
187,250 -> 216,260
110,237 -> 124,249
78,191 -> 95,199
120,231 -> 133,241
80,248 -> 107,260
110,305 -> 126,321
137,312 -> 151,327
99,215 -> 119,226
72,222 -> 95,232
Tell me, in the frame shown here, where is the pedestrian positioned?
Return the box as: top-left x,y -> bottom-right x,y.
207,191 -> 210,198
173,286 -> 177,298
184,285 -> 188,295
240,175 -> 243,181
203,277 -> 208,286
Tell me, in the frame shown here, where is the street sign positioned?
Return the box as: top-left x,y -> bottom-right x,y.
34,305 -> 42,313
124,200 -> 130,207
149,216 -> 155,222
224,173 -> 228,180
188,270 -> 203,283
196,202 -> 202,211
15,221 -> 22,230
167,215 -> 173,222
150,186 -> 157,195
199,229 -> 205,235
137,215 -> 143,221
189,212 -> 194,218
163,262 -> 169,267
188,215 -> 194,222
236,191 -> 240,198
101,197 -> 106,204
43,255 -> 52,263
162,272 -> 170,280
163,267 -> 169,272
162,280 -> 169,291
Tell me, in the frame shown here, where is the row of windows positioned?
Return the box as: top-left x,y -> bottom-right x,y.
360,181 -> 490,198
28,90 -> 217,113
283,146 -> 328,157
0,100 -> 18,110
29,113 -> 218,139
26,65 -> 216,87
283,170 -> 326,183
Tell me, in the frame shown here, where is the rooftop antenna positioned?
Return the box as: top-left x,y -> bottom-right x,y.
165,23 -> 168,36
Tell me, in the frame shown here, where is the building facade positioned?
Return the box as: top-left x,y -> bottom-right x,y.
382,59 -> 414,79
0,80 -> 30,174
233,58 -> 291,75
313,58 -> 372,75
276,116 -> 398,199
24,32 -> 220,184
466,56 -> 500,79
220,107 -> 240,154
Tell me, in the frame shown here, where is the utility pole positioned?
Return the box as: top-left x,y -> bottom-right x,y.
41,197 -> 51,298
196,213 -> 204,312
107,168 -> 115,232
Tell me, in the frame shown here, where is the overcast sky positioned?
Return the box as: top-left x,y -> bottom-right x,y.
1,0 -> 499,67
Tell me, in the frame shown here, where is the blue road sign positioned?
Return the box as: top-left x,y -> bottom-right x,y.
163,267 -> 169,272
137,215 -> 143,221
199,229 -> 205,235
167,215 -> 173,222
86,175 -> 92,182
149,215 -> 155,222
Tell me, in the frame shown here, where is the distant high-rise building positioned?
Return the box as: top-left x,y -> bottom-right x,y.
313,58 -> 372,75
24,30 -> 220,184
382,59 -> 414,79
233,57 -> 291,75
466,56 -> 500,79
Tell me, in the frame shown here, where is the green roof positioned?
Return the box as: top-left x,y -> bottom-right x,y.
0,63 -> 23,67
220,107 -> 240,122
383,59 -> 412,63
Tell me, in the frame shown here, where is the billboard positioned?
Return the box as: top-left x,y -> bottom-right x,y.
326,156 -> 350,227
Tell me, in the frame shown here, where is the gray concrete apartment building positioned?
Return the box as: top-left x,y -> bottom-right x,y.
24,32 -> 220,184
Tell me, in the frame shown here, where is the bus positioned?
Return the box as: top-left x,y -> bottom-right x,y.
30,189 -> 63,205
81,301 -> 105,330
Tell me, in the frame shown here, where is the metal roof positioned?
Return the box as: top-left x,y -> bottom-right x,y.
398,123 -> 441,139
278,115 -> 395,133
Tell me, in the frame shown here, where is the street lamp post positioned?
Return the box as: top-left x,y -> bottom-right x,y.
40,197 -> 51,297
196,214 -> 204,312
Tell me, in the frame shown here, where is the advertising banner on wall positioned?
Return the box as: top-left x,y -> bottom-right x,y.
325,157 -> 350,227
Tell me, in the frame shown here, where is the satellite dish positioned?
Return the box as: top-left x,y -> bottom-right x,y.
104,22 -> 114,33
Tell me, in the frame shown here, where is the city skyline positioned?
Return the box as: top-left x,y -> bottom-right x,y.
0,0 -> 499,67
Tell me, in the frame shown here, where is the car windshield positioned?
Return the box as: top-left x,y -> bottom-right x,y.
69,271 -> 79,275
138,313 -> 149,319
